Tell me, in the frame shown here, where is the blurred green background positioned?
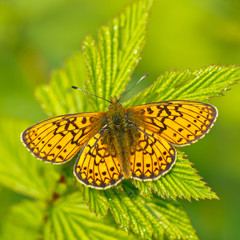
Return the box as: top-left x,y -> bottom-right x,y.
1,0 -> 240,239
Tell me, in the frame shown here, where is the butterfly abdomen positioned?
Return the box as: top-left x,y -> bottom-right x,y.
112,127 -> 131,178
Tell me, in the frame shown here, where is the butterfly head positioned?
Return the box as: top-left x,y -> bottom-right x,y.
109,97 -> 122,108
107,97 -> 127,127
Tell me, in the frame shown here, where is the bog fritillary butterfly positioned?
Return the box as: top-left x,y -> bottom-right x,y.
21,90 -> 217,189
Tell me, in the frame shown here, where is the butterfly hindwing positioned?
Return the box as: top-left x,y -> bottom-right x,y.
74,128 -> 123,189
21,97 -> 218,189
21,112 -> 105,163
130,127 -> 176,180
128,100 -> 218,146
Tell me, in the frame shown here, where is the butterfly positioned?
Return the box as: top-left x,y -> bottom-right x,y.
21,83 -> 218,189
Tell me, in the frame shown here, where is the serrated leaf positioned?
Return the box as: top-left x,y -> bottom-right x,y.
147,198 -> 198,240
101,184 -> 198,240
133,150 -> 218,200
0,118 -> 60,200
35,53 -> 89,117
83,0 -> 153,111
81,186 -> 109,216
44,192 -> 135,240
126,65 -> 240,107
17,1 -> 240,239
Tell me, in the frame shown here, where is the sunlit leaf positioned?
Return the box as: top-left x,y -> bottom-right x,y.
134,150 -> 218,200
81,186 -> 109,216
83,0 -> 153,111
126,65 -> 240,106
0,118 -> 60,201
102,184 -> 198,240
35,53 -> 89,117
10,1 -> 240,240
44,192 -> 135,240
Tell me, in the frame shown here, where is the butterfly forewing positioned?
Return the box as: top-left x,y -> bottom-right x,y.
74,128 -> 123,189
128,100 -> 218,146
21,112 -> 106,163
130,127 -> 176,180
21,96 -> 218,190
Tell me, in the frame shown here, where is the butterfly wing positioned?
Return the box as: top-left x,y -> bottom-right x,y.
130,127 -> 176,180
74,127 -> 123,189
127,100 -> 217,146
21,112 -> 106,163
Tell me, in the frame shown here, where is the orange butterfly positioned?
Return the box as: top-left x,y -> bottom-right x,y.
21,80 -> 217,189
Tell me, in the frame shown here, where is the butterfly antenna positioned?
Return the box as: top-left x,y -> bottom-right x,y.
119,73 -> 148,101
72,86 -> 111,103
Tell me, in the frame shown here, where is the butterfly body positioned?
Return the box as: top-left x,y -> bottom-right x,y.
22,99 -> 217,189
102,97 -> 139,178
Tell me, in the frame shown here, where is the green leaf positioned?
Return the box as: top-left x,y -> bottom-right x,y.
133,150 -> 218,200
101,184 -> 198,240
17,1 -> 240,240
0,199 -> 45,240
0,118 -> 60,200
83,0 -> 153,111
35,53 -> 89,117
35,0 -> 153,114
81,186 -> 109,216
44,192 -> 135,240
79,183 -> 198,239
0,193 -> 135,240
126,65 -> 240,107
147,198 -> 198,240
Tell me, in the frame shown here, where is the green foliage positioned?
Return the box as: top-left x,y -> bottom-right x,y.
35,53 -> 89,116
105,184 -> 198,239
0,200 -> 44,240
80,183 -> 198,239
126,65 -> 240,107
43,192 -> 135,240
0,118 -> 60,201
133,150 -> 218,200
0,194 -> 135,240
83,0 -> 152,111
1,0 -> 240,239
